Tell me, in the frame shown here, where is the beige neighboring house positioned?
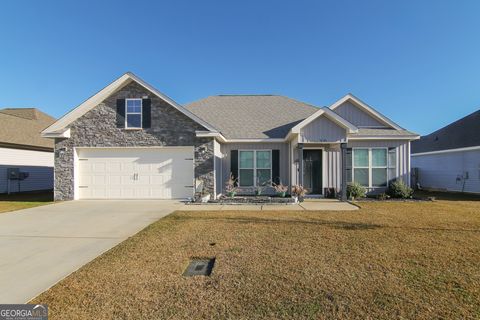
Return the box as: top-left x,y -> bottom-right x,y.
0,108 -> 56,193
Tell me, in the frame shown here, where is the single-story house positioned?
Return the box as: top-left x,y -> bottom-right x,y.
41,72 -> 419,201
411,109 -> 480,193
0,108 -> 56,193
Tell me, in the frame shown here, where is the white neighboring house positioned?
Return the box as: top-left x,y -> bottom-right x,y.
411,109 -> 480,193
0,108 -> 56,194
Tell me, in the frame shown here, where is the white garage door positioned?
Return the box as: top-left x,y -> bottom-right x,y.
77,147 -> 194,199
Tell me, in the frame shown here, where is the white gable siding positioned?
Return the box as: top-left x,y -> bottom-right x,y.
333,101 -> 386,127
0,147 -> 54,193
300,116 -> 347,143
412,149 -> 480,193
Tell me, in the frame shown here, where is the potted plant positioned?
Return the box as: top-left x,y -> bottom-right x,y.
200,190 -> 211,203
225,173 -> 238,198
273,182 -> 289,198
291,185 -> 308,202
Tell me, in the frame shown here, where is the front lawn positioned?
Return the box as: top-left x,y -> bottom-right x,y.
32,200 -> 480,319
0,191 -> 53,213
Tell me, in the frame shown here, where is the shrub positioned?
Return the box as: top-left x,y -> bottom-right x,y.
347,182 -> 366,200
377,192 -> 390,200
387,180 -> 413,199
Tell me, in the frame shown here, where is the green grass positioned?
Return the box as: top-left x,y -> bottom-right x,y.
0,191 -> 53,213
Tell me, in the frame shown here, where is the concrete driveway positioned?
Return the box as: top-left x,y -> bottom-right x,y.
0,200 -> 182,303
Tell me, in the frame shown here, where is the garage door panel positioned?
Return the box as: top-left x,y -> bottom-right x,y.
77,148 -> 194,199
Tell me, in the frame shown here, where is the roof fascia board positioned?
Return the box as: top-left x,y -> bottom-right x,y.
41,128 -> 71,139
42,73 -> 217,134
348,135 -> 420,140
330,94 -> 403,130
412,145 -> 480,156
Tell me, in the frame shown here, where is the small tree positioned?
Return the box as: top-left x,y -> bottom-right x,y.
347,182 -> 366,200
387,180 -> 413,199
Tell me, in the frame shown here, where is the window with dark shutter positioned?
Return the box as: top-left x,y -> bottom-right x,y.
230,150 -> 238,186
116,99 -> 126,128
142,98 -> 151,128
272,150 -> 280,184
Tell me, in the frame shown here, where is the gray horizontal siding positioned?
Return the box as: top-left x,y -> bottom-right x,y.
412,149 -> 480,193
301,116 -> 347,143
220,142 -> 290,194
0,165 -> 53,193
333,101 -> 385,127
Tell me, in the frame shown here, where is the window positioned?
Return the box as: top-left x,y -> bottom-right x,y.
348,148 -> 396,188
238,150 -> 272,187
126,99 -> 142,128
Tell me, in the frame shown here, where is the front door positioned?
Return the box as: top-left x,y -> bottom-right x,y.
303,149 -> 322,194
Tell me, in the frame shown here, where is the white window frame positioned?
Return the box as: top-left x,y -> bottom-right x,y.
238,150 -> 272,187
352,147 -> 389,188
125,98 -> 143,129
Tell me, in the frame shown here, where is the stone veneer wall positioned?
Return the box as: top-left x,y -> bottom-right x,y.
54,81 -> 214,200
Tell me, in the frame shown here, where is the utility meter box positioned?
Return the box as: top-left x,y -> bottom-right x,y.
7,168 -> 20,180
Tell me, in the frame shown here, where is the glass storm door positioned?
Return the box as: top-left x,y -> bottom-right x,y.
303,149 -> 322,194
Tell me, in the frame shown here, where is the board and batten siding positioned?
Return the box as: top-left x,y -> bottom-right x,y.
300,116 -> 347,143
412,149 -> 480,193
0,147 -> 54,193
219,142 -> 290,194
333,101 -> 385,127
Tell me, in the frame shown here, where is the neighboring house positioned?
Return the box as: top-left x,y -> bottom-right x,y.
41,72 -> 419,201
0,108 -> 56,193
411,109 -> 480,193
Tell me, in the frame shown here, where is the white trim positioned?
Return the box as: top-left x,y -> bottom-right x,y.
351,147 -> 391,188
42,72 -> 218,136
290,107 -> 359,134
125,98 -> 143,129
329,94 -> 403,130
226,138 -> 285,143
411,145 -> 480,156
41,128 -> 71,138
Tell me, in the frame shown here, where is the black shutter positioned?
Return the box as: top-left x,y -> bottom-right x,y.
231,150 -> 238,187
272,149 -> 280,184
142,99 -> 151,128
116,99 -> 125,128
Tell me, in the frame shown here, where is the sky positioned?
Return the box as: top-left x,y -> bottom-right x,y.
1,0 -> 479,135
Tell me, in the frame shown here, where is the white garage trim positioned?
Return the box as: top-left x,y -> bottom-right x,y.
74,147 -> 194,200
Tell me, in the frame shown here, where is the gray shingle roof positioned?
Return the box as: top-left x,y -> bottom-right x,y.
352,128 -> 418,137
0,108 -> 56,150
185,95 -> 319,139
412,109 -> 480,153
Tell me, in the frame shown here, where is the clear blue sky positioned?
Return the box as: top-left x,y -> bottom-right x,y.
1,0 -> 479,135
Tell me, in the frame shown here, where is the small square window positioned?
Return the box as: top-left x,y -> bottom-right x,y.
125,99 -> 142,129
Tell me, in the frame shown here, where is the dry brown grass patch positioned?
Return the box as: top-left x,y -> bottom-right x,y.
32,200 -> 480,319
